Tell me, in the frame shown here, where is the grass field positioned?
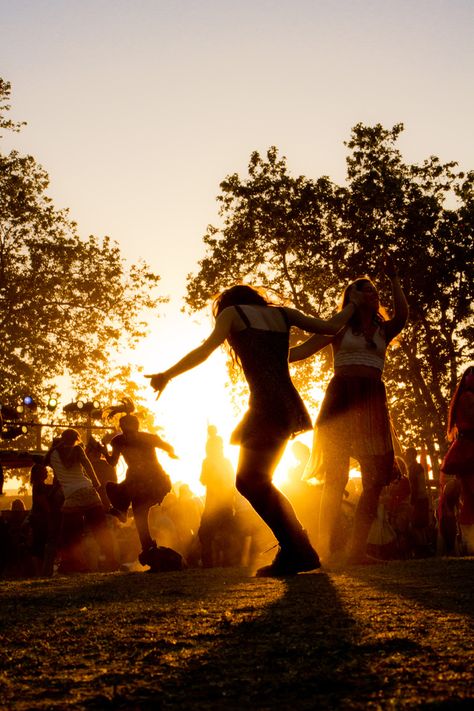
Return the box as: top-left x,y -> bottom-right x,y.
0,558 -> 473,709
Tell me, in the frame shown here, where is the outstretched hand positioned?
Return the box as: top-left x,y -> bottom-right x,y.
145,372 -> 170,398
381,251 -> 398,279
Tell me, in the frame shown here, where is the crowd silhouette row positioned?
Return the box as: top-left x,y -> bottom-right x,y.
1,254 -> 473,577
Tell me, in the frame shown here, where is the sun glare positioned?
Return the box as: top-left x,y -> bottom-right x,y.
126,307 -> 325,496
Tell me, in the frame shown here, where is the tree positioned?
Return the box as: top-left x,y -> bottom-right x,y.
186,125 -> 474,473
0,79 -> 165,408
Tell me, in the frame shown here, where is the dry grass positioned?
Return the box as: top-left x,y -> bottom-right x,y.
0,558 -> 473,709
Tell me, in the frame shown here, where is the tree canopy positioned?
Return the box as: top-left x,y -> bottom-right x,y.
0,79 -> 165,412
186,124 -> 474,470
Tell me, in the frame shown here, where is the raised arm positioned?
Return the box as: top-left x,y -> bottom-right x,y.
146,307 -> 235,396
382,253 -> 409,342
289,334 -> 334,363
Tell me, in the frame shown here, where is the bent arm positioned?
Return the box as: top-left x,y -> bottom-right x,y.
384,275 -> 409,342
289,334 -> 334,362
102,443 -> 121,467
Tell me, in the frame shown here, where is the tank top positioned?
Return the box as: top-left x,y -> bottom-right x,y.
50,450 -> 93,498
334,325 -> 387,371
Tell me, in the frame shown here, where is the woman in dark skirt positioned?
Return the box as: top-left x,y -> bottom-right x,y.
146,284 -> 360,576
290,254 -> 408,564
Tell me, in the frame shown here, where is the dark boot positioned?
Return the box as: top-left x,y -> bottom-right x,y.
139,541 -> 185,572
256,530 -> 320,577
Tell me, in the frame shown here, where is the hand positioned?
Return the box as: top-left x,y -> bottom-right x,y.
382,251 -> 398,279
145,372 -> 170,398
169,449 -> 179,460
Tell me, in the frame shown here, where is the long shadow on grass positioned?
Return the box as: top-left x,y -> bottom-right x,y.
0,569 -> 427,709
77,570 -> 424,710
344,557 -> 474,620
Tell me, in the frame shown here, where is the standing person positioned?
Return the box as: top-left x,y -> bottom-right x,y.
198,425 -> 236,567
29,462 -> 55,576
440,365 -> 474,554
46,429 -> 118,571
406,446 -> 431,557
290,254 -> 408,564
146,283 -> 361,577
102,414 -> 183,572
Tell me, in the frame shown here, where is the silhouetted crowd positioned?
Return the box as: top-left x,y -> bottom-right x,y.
1,425 -> 472,579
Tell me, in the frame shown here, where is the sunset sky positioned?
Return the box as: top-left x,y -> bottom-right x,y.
1,0 -> 473,488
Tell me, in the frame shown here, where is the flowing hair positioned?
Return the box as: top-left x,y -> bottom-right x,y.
447,365 -> 474,442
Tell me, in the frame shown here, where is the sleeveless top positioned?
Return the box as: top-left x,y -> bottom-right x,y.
50,450 -> 93,498
228,305 -> 312,445
334,325 -> 387,371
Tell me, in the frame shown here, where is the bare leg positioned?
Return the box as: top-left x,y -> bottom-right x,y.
236,442 -> 319,574
132,502 -> 154,551
347,455 -> 385,562
318,456 -> 350,561
236,441 -> 302,546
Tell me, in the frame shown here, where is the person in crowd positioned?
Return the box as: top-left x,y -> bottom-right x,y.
198,425 -> 236,567
440,365 -> 474,554
102,414 -> 183,572
146,282 -> 361,576
46,429 -> 118,572
29,461 -> 56,575
385,456 -> 412,558
406,445 -> 432,557
280,441 -> 320,543
85,437 -> 117,508
290,253 -> 408,564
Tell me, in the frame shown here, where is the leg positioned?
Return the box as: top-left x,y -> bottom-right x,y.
236,441 -> 319,575
347,455 -> 386,563
318,453 -> 350,561
132,501 -> 154,552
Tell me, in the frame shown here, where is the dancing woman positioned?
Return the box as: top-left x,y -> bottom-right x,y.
290,255 -> 408,564
46,429 -> 118,571
147,284 -> 361,576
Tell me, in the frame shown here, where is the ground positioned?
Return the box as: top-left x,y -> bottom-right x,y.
0,558 -> 473,709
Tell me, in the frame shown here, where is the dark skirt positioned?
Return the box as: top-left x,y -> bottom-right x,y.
311,375 -> 395,487
107,468 -> 172,510
231,396 -> 312,450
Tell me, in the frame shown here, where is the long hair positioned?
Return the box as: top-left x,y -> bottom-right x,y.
340,277 -> 386,333
212,284 -> 276,368
212,284 -> 272,319
48,428 -> 82,468
447,365 -> 474,441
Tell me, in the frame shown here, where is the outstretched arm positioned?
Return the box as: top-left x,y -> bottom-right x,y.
155,435 -> 179,459
285,285 -> 363,336
289,334 -> 334,362
146,307 -> 235,397
383,253 -> 409,342
284,302 -> 355,335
